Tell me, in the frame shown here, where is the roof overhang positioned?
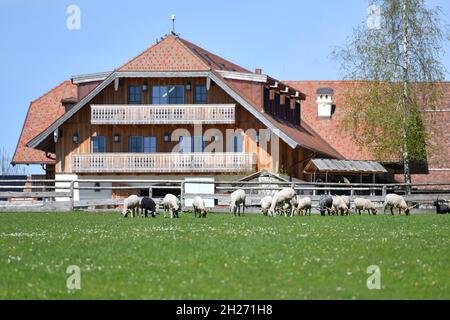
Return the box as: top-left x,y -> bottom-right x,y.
71,71 -> 112,84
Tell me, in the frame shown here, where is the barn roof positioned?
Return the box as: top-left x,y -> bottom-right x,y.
304,158 -> 387,174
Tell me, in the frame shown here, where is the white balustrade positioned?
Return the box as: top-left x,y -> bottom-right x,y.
72,153 -> 254,173
91,104 -> 235,124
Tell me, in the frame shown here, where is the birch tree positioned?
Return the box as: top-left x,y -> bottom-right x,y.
335,0 -> 447,190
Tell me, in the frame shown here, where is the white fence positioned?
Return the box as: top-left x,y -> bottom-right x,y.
0,178 -> 449,212
91,104 -> 236,125
72,153 -> 255,173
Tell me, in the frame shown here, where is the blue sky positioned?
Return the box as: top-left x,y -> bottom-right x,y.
0,0 -> 449,174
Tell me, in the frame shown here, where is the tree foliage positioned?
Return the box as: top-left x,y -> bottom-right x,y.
335,0 -> 447,163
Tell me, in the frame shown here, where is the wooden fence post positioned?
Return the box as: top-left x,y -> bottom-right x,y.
69,181 -> 74,211
382,185 -> 387,197
180,181 -> 185,208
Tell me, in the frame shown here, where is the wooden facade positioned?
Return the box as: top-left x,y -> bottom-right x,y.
55,76 -> 310,178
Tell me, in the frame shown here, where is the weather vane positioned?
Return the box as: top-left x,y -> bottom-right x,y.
171,14 -> 176,35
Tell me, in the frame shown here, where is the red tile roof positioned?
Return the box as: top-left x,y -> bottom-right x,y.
285,80 -> 450,169
12,80 -> 77,164
118,34 -> 252,73
221,76 -> 343,158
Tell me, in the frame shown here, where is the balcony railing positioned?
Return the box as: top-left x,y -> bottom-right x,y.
72,153 -> 255,173
91,104 -> 236,125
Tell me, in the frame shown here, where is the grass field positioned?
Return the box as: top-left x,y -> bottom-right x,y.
0,212 -> 449,299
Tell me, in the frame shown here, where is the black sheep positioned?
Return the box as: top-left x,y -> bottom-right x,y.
319,195 -> 333,216
433,200 -> 450,214
139,197 -> 157,217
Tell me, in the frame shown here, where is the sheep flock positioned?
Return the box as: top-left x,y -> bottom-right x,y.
120,189 -> 446,218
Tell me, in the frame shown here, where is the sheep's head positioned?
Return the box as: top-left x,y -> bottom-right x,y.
371,208 -> 378,215
121,210 -> 129,217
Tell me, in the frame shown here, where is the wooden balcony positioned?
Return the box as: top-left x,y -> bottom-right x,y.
91,104 -> 236,125
72,153 -> 255,173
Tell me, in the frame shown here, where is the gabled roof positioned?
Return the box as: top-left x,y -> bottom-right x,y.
304,158 -> 387,174
12,80 -> 77,164
25,35 -> 342,159
118,34 -> 252,73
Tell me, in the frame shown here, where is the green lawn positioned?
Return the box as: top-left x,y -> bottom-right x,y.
0,212 -> 448,299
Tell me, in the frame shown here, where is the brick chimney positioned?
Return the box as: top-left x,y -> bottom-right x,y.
255,68 -> 262,74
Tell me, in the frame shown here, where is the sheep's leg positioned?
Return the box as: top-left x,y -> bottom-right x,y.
242,203 -> 245,216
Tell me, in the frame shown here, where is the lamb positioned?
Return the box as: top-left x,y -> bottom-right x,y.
193,196 -> 208,218
268,187 -> 296,217
383,193 -> 414,215
260,196 -> 273,216
230,189 -> 246,216
139,197 -> 157,218
433,199 -> 450,214
122,195 -> 141,218
162,193 -> 181,218
353,197 -> 377,215
295,196 -> 312,216
318,195 -> 333,216
331,196 -> 349,216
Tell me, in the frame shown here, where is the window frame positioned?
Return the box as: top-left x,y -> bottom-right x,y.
194,85 -> 208,104
152,85 -> 184,104
128,136 -> 157,153
127,85 -> 142,104
91,136 -> 107,153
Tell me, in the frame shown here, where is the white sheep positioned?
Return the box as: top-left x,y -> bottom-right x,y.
332,196 -> 349,216
122,195 -> 141,218
383,194 -> 414,215
260,196 -> 273,216
193,196 -> 207,218
354,197 -> 377,215
163,193 -> 181,218
230,189 -> 246,216
295,196 -> 312,216
268,187 -> 296,217
341,195 -> 350,208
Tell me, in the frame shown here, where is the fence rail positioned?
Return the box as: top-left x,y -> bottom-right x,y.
91,104 -> 236,125
0,178 -> 448,212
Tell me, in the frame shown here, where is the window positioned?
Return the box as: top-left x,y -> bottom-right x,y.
143,136 -> 157,153
152,85 -> 184,104
194,85 -> 207,104
128,85 -> 142,104
129,136 -> 156,153
179,136 -> 205,153
228,135 -> 244,153
91,136 -> 106,153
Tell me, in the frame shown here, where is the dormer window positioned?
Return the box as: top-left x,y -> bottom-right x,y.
316,87 -> 334,118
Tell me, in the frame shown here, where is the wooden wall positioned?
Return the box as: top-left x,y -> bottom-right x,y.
56,77 -> 309,178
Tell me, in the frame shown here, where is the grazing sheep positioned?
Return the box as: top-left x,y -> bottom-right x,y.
332,196 -> 350,216
260,196 -> 273,216
163,194 -> 181,218
433,199 -> 450,214
295,196 -> 312,216
383,194 -> 414,215
318,195 -> 333,216
341,195 -> 350,209
268,187 -> 296,217
193,196 -> 208,218
230,189 -> 246,216
122,195 -> 141,218
354,197 -> 377,215
139,197 -> 157,218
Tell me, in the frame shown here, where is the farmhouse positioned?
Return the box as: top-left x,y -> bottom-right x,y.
12,34 -> 450,200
